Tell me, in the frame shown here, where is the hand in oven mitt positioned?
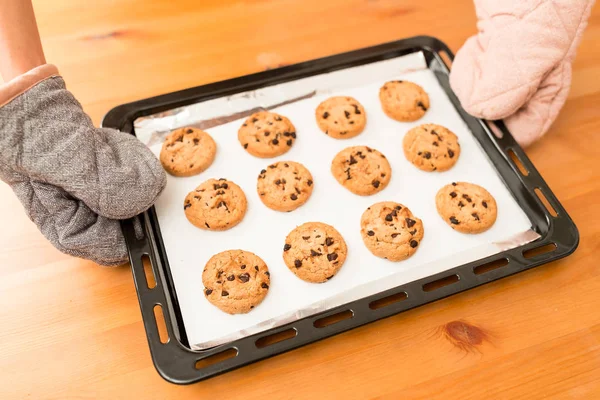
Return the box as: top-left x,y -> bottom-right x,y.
450,0 -> 594,147
0,65 -> 166,266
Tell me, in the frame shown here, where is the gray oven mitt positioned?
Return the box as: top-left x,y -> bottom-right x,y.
0,65 -> 166,266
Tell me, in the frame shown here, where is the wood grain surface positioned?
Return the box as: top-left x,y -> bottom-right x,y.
1,1 -> 599,398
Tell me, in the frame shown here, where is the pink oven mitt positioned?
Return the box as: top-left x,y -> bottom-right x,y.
450,0 -> 594,147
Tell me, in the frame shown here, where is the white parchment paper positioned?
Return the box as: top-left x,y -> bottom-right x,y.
135,52 -> 537,350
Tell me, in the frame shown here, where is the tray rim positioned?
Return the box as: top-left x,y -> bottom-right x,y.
102,35 -> 579,385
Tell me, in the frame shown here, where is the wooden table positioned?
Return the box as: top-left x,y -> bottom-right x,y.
1,1 -> 599,398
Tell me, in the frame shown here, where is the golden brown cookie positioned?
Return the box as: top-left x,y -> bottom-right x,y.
257,161 -> 314,212
282,222 -> 347,283
160,127 -> 217,177
435,182 -> 498,234
331,145 -> 391,196
403,123 -> 461,172
184,178 -> 247,231
360,202 -> 424,262
202,250 -> 270,314
238,111 -> 296,158
315,96 -> 367,139
379,80 -> 430,122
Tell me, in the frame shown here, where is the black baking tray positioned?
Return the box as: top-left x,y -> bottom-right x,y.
102,36 -> 579,384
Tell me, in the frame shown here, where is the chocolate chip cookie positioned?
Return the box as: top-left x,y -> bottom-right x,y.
315,96 -> 367,139
282,222 -> 347,283
403,123 -> 461,172
257,161 -> 314,212
379,80 -> 430,122
184,178 -> 247,231
435,182 -> 498,234
160,127 -> 217,176
331,145 -> 391,196
202,250 -> 270,314
360,202 -> 424,262
238,111 -> 296,158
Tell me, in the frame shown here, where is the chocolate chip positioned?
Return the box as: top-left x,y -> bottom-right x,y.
295,187 -> 301,194
244,143 -> 249,149
353,105 -> 361,114
291,132 -> 296,139
260,169 -> 267,174
272,139 -> 279,145
227,275 -> 235,281
205,222 -> 210,228
349,155 -> 357,165
307,179 -> 313,186
448,149 -> 455,158
410,229 -> 417,235
417,101 -> 428,111
275,116 -> 282,121
265,271 -> 270,276
302,236 -> 310,240
323,111 -> 329,119
482,201 -> 488,208
310,249 -> 321,257
221,291 -> 229,296
294,259 -> 302,268
372,180 -> 381,188
269,164 -> 277,169
344,110 -> 351,119
385,214 -> 393,222
284,243 -> 291,251
391,233 -> 400,238
255,265 -> 259,271
184,203 -> 191,210
291,194 -> 298,201
405,218 -> 416,228
395,205 -> 402,210
186,128 -> 194,134
462,194 -> 472,202
325,237 -> 334,246
423,151 -> 432,159
264,131 -> 270,137
450,192 -> 457,198
327,253 -> 338,261
452,182 -> 457,186
449,217 -> 460,225
175,135 -> 183,142
345,167 -> 352,180
458,201 -> 465,207
432,141 -> 438,147
410,240 -> 419,248
239,273 -> 250,283
275,179 -> 282,185
241,264 -> 246,269
357,151 -> 365,159
261,283 -> 269,289
283,132 -> 290,137
252,117 -> 258,123
205,289 -> 213,295
287,139 -> 293,146
365,230 -> 374,237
